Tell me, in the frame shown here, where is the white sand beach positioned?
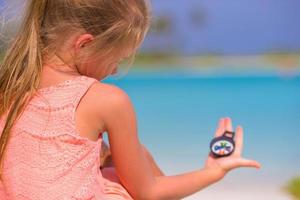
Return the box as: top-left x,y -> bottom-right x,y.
184,182 -> 292,200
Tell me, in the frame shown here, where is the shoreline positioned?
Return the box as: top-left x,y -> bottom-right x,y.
132,53 -> 300,69
109,66 -> 300,81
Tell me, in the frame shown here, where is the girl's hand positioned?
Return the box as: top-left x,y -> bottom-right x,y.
204,117 -> 261,179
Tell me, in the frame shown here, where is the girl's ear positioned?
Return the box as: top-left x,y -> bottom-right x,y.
74,33 -> 94,53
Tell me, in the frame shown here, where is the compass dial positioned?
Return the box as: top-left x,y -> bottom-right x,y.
211,140 -> 234,156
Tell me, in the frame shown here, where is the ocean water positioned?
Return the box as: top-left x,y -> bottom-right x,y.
102,69 -> 300,200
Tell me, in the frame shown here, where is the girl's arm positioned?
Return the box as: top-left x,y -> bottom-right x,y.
95,84 -> 260,200
100,141 -> 165,177
141,144 -> 165,177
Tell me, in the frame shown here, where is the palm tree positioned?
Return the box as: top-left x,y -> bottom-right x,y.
150,15 -> 172,34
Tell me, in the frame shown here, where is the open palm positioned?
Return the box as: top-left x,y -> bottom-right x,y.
204,117 -> 261,177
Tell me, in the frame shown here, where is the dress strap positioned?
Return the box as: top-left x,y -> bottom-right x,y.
71,76 -> 99,121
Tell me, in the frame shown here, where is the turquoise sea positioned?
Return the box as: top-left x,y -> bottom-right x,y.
102,68 -> 299,200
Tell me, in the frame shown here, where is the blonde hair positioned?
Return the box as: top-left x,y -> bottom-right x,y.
0,0 -> 151,178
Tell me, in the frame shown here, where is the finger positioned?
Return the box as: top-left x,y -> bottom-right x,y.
225,117 -> 233,132
233,125 -> 243,156
215,118 -> 225,137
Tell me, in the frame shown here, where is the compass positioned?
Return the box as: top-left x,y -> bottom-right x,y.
210,131 -> 235,158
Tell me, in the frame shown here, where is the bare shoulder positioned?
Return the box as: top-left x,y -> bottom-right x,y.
73,81 -> 132,141
87,82 -> 134,131
88,82 -> 131,106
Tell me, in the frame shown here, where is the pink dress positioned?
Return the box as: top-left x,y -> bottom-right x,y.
0,75 -> 134,200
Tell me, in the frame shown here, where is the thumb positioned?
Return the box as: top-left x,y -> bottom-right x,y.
235,158 -> 261,169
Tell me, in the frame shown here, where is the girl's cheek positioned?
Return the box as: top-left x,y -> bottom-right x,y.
109,62 -> 118,70
110,62 -> 118,68
111,66 -> 118,75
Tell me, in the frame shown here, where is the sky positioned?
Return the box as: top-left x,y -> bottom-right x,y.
1,0 -> 299,55
141,0 -> 300,55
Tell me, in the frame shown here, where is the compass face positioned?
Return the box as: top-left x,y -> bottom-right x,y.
211,140 -> 234,156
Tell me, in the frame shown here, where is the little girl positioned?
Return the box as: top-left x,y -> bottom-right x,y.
0,0 -> 261,199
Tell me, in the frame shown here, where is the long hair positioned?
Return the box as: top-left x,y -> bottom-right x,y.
0,0 -> 151,178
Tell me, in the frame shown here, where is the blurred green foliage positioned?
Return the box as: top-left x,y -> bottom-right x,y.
1,49 -> 299,69
150,16 -> 172,33
134,52 -> 179,66
285,177 -> 300,200
263,53 -> 300,68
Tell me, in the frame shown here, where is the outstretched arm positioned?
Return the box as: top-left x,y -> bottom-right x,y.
94,83 -> 261,200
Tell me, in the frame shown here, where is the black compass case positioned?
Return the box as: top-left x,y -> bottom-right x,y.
210,131 -> 236,158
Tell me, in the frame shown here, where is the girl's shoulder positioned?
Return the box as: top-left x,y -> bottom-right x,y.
88,82 -> 131,105
87,81 -> 133,113
86,81 -> 134,130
